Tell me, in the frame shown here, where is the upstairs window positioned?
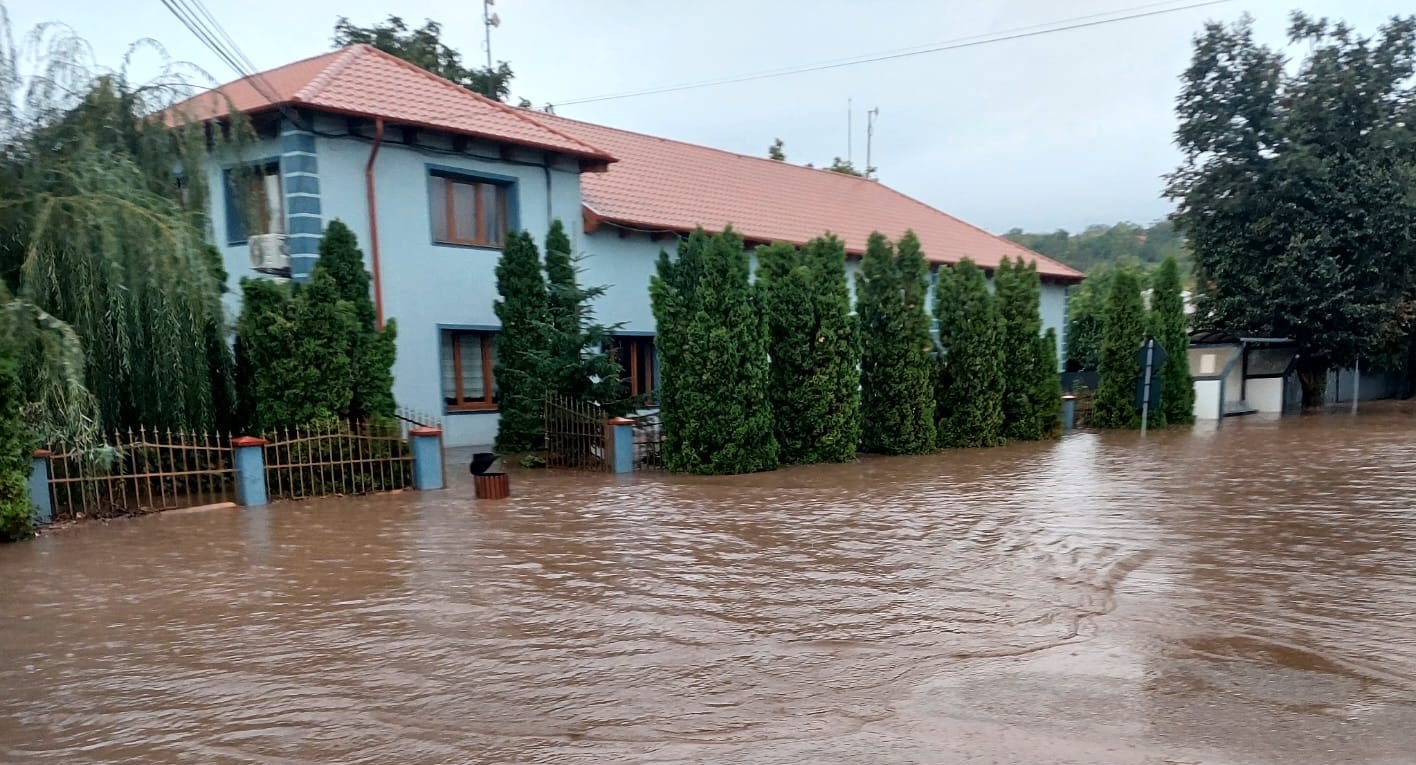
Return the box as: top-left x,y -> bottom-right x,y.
441,330 -> 498,412
224,162 -> 283,244
429,173 -> 508,248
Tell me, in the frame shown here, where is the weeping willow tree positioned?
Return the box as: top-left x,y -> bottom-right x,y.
0,16 -> 242,438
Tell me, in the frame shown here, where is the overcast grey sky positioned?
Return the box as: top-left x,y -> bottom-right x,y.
5,0 -> 1410,233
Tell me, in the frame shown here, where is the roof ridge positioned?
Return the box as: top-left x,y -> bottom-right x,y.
528,108 -> 881,183
339,45 -> 612,160
295,45 -> 365,102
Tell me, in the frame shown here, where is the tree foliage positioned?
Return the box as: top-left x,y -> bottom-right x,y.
1149,256 -> 1194,425
1094,269 -> 1147,429
934,258 -> 1004,448
493,231 -> 551,453
1004,220 -> 1187,274
316,220 -> 396,421
650,227 -> 777,474
543,220 -> 624,408
857,231 -> 936,454
1034,328 -> 1063,436
995,257 -> 1050,441
333,15 -> 515,101
767,138 -> 786,161
759,236 -> 862,464
0,348 -> 35,542
1167,12 -> 1416,406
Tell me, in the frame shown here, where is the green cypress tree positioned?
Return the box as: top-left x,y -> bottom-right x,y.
234,278 -> 293,431
803,234 -> 862,463
543,220 -> 624,407
1150,256 -> 1194,425
935,258 -> 1005,448
996,257 -> 1044,440
857,231 -> 935,454
1033,328 -> 1063,437
649,227 -> 776,474
280,271 -> 357,427
1095,268 -> 1147,429
758,241 -> 817,463
0,350 -> 35,542
315,220 -> 397,420
493,231 -> 552,453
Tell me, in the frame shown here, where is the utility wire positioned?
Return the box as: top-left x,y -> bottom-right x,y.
157,0 -> 284,108
555,0 -> 1229,106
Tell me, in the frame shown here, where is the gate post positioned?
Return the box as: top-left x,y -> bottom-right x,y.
1062,394 -> 1077,432
604,417 -> 635,474
231,436 -> 269,507
410,427 -> 444,490
28,450 -> 52,524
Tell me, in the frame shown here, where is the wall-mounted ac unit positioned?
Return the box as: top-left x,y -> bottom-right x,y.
249,233 -> 290,276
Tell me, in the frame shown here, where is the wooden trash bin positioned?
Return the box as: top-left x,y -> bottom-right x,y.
474,472 -> 510,500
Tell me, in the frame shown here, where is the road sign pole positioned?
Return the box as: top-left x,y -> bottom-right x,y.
1141,339 -> 1155,436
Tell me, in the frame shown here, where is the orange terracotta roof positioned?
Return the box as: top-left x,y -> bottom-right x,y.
532,111 -> 1082,281
164,45 -> 613,166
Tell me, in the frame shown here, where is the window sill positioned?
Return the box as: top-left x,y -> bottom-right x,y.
432,240 -> 504,252
446,406 -> 499,415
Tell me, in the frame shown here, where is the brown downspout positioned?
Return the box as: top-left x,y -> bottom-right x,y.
365,117 -> 386,328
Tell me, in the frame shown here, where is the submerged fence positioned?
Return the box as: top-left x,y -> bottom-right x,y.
35,416 -> 444,522
543,394 -> 664,473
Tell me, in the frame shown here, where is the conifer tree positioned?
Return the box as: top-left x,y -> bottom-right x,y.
758,241 -> 817,463
1150,256 -> 1194,425
0,350 -> 35,542
543,220 -> 624,407
650,227 -> 776,474
1033,328 -> 1063,436
934,258 -> 1005,448
802,234 -> 862,463
997,257 -> 1053,441
493,231 -> 552,452
1095,269 -> 1147,429
857,231 -> 935,454
315,220 -> 397,420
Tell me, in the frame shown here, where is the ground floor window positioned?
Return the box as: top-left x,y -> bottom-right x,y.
612,335 -> 657,401
441,330 -> 497,411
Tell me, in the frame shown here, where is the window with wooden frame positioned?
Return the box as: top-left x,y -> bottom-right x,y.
612,336 -> 658,400
440,330 -> 498,411
428,172 -> 509,248
224,162 -> 284,244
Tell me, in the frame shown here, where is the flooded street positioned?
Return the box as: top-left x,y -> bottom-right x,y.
3,408 -> 1415,764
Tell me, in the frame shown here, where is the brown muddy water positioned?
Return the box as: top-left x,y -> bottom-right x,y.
3,407 -> 1416,764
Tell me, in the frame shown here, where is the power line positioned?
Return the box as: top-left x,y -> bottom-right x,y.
555,0 -> 1230,107
157,0 -> 282,107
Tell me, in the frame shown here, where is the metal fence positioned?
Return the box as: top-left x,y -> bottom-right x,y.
544,393 -> 609,471
627,408 -> 665,471
42,429 -> 235,520
262,420 -> 413,500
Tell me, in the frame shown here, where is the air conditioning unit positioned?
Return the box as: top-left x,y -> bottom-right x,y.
249,233 -> 290,276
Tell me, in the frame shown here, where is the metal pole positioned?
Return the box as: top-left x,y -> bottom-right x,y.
1351,356 -> 1360,415
847,98 -> 853,165
1141,339 -> 1154,436
484,0 -> 494,70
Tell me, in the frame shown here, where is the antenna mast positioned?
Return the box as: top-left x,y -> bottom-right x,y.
483,0 -> 500,70
865,107 -> 880,179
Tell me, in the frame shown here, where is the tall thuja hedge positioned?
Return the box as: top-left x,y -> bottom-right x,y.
1151,256 -> 1194,425
650,227 -> 776,474
543,220 -> 624,407
934,258 -> 1004,448
0,350 -> 35,542
1095,268 -> 1147,429
758,235 -> 861,464
857,232 -> 936,454
493,231 -> 552,452
996,257 -> 1047,440
316,220 -> 397,420
1034,328 -> 1063,436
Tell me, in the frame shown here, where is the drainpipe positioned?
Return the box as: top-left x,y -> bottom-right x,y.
365,117 -> 386,328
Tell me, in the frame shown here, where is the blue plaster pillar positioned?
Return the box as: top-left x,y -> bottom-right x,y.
28,451 -> 52,524
410,428 -> 444,490
232,437 -> 268,507
280,118 -> 323,282
605,418 -> 635,474
1062,394 -> 1077,433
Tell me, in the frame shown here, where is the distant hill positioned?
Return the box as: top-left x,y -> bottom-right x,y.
1003,220 -> 1187,274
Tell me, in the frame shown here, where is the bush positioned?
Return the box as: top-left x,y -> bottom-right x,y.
857,231 -> 936,454
935,258 -> 1004,448
1095,269 -> 1147,429
0,353 -> 35,542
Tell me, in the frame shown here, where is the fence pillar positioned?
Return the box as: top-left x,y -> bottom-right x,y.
410,427 -> 444,490
28,450 -> 52,525
604,417 -> 635,474
231,436 -> 268,507
1062,394 -> 1077,433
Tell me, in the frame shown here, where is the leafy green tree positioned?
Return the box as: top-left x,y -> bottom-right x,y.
1094,269 -> 1147,429
1167,13 -> 1416,406
1004,220 -> 1187,274
1150,256 -> 1194,425
857,231 -> 935,454
996,257 -> 1048,440
935,258 -> 1004,447
768,138 -> 786,161
0,349 -> 35,542
543,220 -> 624,407
333,15 -> 515,101
315,220 -> 397,421
758,236 -> 861,464
493,231 -> 551,452
650,227 -> 776,474
1033,329 -> 1063,436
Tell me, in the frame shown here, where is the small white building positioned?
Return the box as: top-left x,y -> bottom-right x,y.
1187,331 -> 1299,419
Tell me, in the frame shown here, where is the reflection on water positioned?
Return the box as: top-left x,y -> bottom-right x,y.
2,405 -> 1415,764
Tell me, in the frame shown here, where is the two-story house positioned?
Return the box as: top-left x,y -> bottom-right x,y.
171,44 -> 1083,447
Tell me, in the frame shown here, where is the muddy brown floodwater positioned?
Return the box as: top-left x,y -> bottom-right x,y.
3,407 -> 1416,764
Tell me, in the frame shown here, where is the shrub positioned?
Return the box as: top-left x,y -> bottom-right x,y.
1095,269 -> 1147,429
0,352 -> 35,542
935,258 -> 1004,448
857,231 -> 936,454
1150,256 -> 1194,425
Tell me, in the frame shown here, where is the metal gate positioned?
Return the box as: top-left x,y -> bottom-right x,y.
43,429 -> 235,520
544,394 -> 609,471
